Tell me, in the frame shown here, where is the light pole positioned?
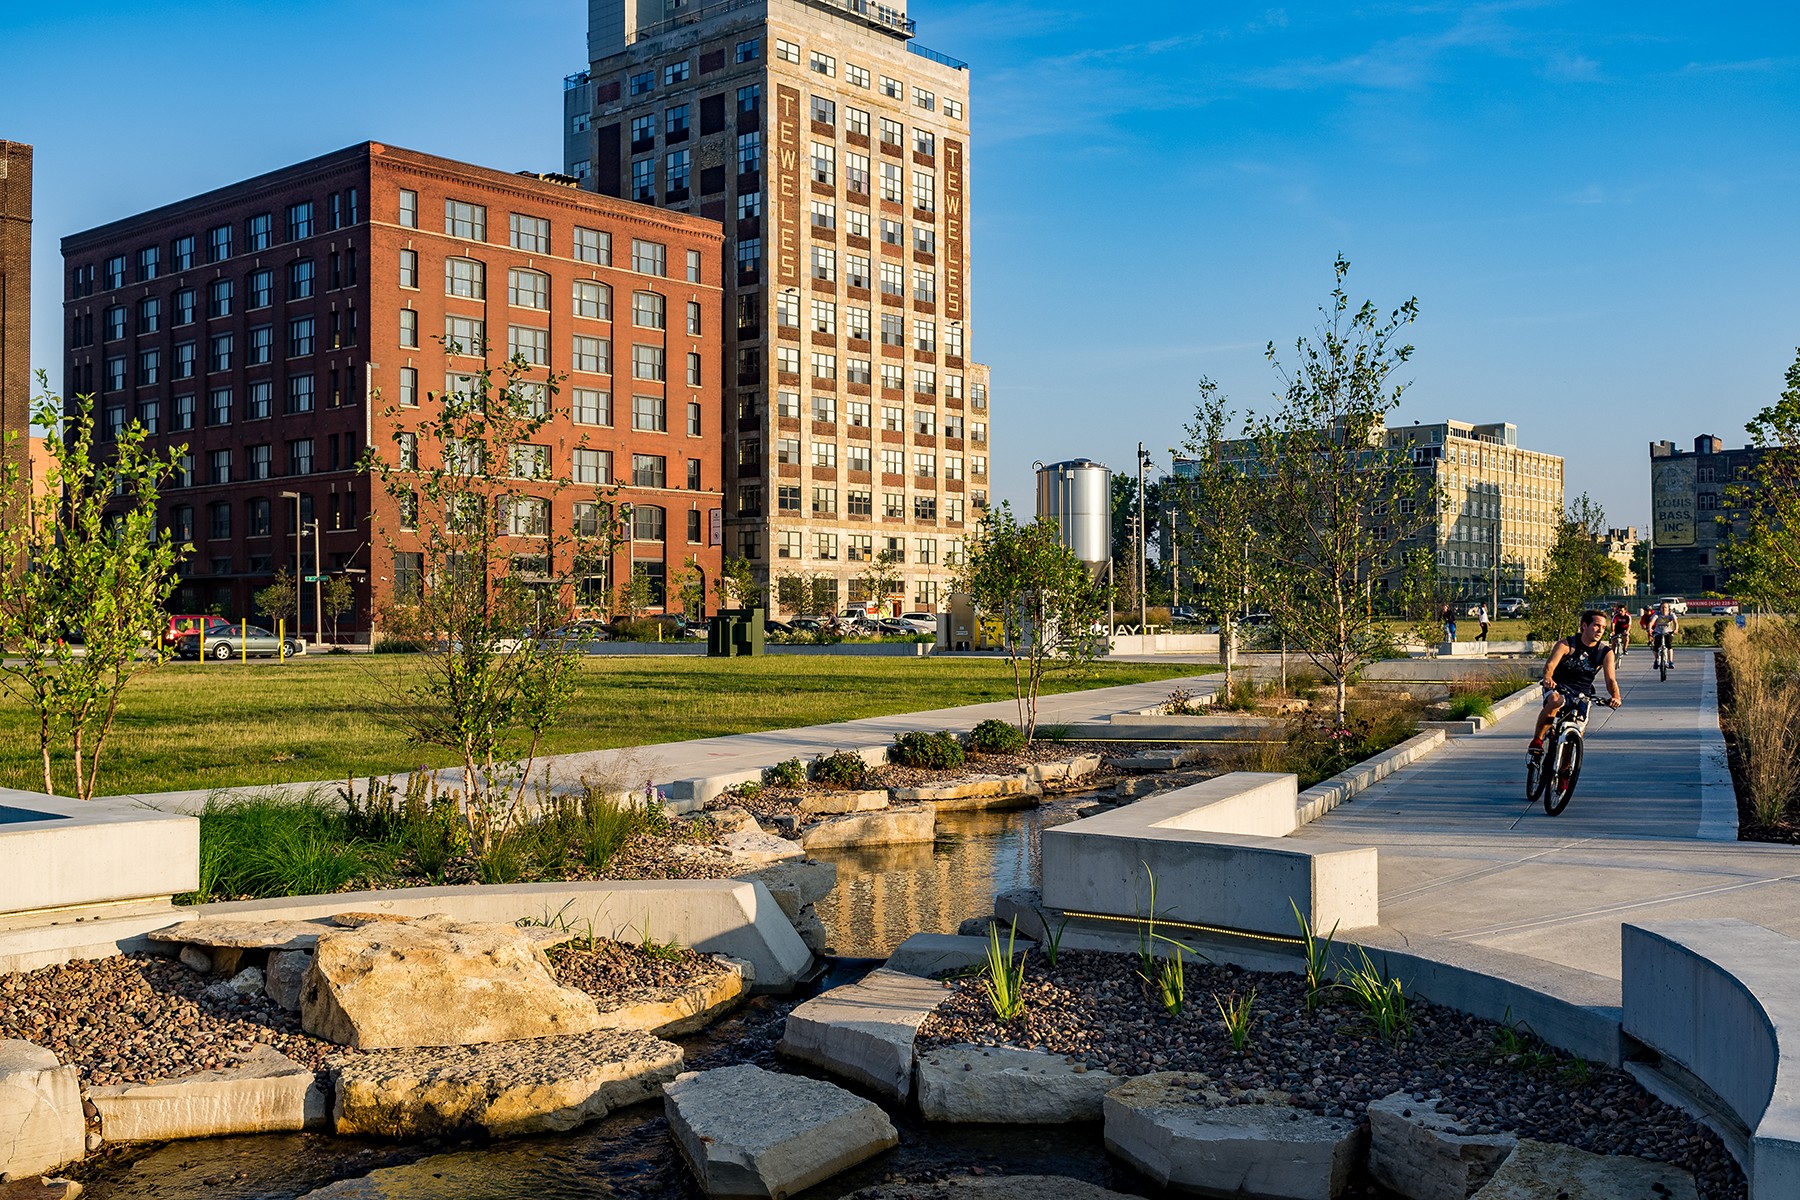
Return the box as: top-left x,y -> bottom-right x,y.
1137,443 -> 1153,633
279,491 -> 302,638
311,520 -> 324,648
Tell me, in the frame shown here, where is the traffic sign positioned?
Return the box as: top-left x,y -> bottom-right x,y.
305,574 -> 325,582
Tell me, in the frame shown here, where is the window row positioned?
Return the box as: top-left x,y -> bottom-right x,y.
772,40 -> 965,121
98,311 -> 358,388
404,191 -> 702,281
80,255 -> 356,351
742,438 -> 983,481
769,527 -> 965,565
98,373 -> 360,440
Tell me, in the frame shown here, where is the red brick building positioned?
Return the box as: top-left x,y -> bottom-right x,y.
61,142 -> 725,637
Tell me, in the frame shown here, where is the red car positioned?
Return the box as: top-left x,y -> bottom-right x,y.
161,614 -> 235,649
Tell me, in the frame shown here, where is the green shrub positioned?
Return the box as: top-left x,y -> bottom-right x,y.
764,757 -> 807,787
811,750 -> 871,788
968,719 -> 1027,755
371,637 -> 424,654
1445,694 -> 1494,722
186,792 -> 374,902
890,730 -> 966,769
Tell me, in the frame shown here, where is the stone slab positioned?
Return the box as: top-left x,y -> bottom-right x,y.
88,1045 -> 326,1143
0,1041 -> 83,1182
332,1028 -> 683,1138
1024,754 -> 1104,787
916,1044 -> 1125,1123
145,916 -> 576,953
1117,747 -> 1208,772
1103,1073 -> 1364,1199
779,967 -> 951,1101
720,830 -> 807,864
0,1181 -> 81,1200
591,956 -> 748,1037
734,860 -> 838,913
1471,1138 -> 1697,1198
664,1064 -> 898,1199
796,791 -> 889,817
890,776 -> 1035,803
800,808 -> 935,851
1368,1092 -> 1516,1200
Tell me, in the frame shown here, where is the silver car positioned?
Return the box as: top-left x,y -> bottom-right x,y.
178,625 -> 306,660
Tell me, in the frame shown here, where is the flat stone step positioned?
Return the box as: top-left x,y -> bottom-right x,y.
1368,1092 -> 1516,1200
332,1028 -> 683,1138
799,808 -> 935,852
718,830 -> 807,864
0,1039 -> 84,1181
1471,1138 -> 1698,1199
89,1045 -> 326,1144
1024,754 -> 1105,786
1116,747 -> 1207,773
796,790 -> 889,817
779,967 -> 951,1102
885,932 -> 1027,979
145,917 -> 576,954
889,775 -> 1037,804
665,1064 -> 898,1199
917,1044 -> 1125,1124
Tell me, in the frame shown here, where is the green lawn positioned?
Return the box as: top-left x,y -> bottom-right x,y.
0,655 -> 1210,797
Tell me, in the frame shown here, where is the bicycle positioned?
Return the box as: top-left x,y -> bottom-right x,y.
1652,634 -> 1673,681
1610,626 -> 1630,660
1527,686 -> 1606,815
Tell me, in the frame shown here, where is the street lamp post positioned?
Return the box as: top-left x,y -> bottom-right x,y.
312,520 -> 324,648
279,491 -> 302,639
1137,443 -> 1153,633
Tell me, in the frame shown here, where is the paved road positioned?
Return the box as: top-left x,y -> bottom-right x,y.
1293,650 -> 1800,985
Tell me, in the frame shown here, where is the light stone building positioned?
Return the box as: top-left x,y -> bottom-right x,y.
569,0 -> 989,615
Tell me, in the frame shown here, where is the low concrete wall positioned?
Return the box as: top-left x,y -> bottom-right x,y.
768,642 -> 933,657
1108,633 -> 1220,656
0,789 -> 198,921
1296,729 -> 1446,825
1622,919 -> 1800,1195
1040,772 -> 1379,938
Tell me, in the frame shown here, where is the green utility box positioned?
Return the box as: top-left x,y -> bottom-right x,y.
708,607 -> 766,657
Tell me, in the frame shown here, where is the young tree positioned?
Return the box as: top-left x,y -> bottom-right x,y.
673,556 -> 707,621
713,554 -> 760,611
1173,379 -> 1261,695
254,568 -> 299,628
0,382 -> 187,798
616,564 -> 655,621
1247,256 -> 1435,722
365,344 -> 610,853
1395,545 -> 1453,650
320,574 -> 357,644
1529,494 -> 1624,641
959,502 -> 1111,741
1724,347 -> 1800,607
856,550 -> 903,615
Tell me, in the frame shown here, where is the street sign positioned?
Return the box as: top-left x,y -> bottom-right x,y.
305,574 -> 325,582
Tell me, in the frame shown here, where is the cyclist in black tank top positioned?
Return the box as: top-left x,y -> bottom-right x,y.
1531,609 -> 1622,754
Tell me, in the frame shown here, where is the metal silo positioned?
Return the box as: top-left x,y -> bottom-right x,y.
1035,459 -> 1112,578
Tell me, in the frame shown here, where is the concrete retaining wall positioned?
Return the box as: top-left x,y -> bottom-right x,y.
1296,730 -> 1446,825
0,790 -> 198,919
1108,633 -> 1220,656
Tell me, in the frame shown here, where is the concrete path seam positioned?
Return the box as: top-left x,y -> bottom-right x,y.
1696,654 -> 1737,841
1381,838 -> 1601,903
1431,870 -> 1800,941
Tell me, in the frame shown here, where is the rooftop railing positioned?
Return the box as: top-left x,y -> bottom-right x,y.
908,42 -> 967,70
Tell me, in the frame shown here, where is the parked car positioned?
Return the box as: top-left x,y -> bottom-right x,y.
542,621 -> 607,644
1169,606 -> 1200,624
1656,596 -> 1689,615
162,614 -> 235,649
1498,596 -> 1529,618
877,617 -> 916,636
175,625 -> 305,660
897,612 -> 939,635
764,620 -> 796,636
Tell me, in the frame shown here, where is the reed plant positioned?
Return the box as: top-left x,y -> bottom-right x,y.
1722,622 -> 1800,826
1214,988 -> 1257,1051
980,917 -> 1028,1022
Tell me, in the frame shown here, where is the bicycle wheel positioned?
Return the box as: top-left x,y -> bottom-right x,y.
1659,655 -> 1667,682
1544,733 -> 1583,816
1526,753 -> 1542,802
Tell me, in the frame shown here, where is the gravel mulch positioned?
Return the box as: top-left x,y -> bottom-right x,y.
918,950 -> 1745,1200
546,939 -> 722,999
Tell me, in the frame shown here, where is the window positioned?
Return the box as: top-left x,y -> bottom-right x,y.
172,235 -> 195,270
880,263 -> 904,298
914,408 -> 936,436
812,246 -> 836,281
881,448 -> 905,475
397,248 -> 418,289
776,39 -> 800,64
914,452 -> 936,479
880,219 -> 903,247
509,443 -> 550,481
944,414 -> 964,440
776,484 -> 801,513
445,200 -> 487,241
666,149 -> 691,193
173,342 -> 201,381
846,210 -> 870,240
880,161 -> 903,203
848,528 -> 872,553
508,268 -> 549,310
666,104 -> 690,138
574,279 -> 610,319
685,299 -> 702,336
246,381 -> 271,420
287,201 -> 314,240
574,225 -> 611,265
573,334 -> 610,373
972,455 -> 987,477
209,502 -> 231,540
845,307 -> 872,341
811,141 -> 835,185
392,188 -> 418,229
632,290 -> 666,329
884,495 -> 906,520
632,454 -> 667,488
289,316 -> 315,357
880,116 -> 904,147
812,352 -> 836,381
847,443 -> 871,472
738,130 -> 762,174
777,390 -> 801,418
914,128 -> 935,156
288,258 -> 315,299
812,441 -> 837,468
881,363 -> 904,391
914,225 -> 936,255
913,171 -> 935,212
102,255 -> 126,290
395,366 -> 418,408
687,353 -> 702,386
915,535 -> 938,565
913,267 -> 936,302
633,394 -> 667,431
811,94 -> 835,125
847,399 -> 871,427
509,325 -> 548,366
399,309 -> 418,348
630,69 -> 654,96
736,37 -> 760,62
776,437 -> 801,465
573,387 -> 611,425
173,288 -> 196,325
845,151 -> 870,196
136,245 -> 160,281
946,98 -> 964,121
245,439 -> 274,481
287,374 -> 315,414
777,530 -> 801,560
944,455 -> 963,480
166,393 -> 195,431
812,486 -> 836,514
108,304 -> 131,338
572,501 -> 603,537
247,213 -> 272,251
248,269 -> 272,308
945,324 -> 963,359
508,213 -> 550,253
738,83 -> 761,114
812,298 -> 837,333
663,59 -> 690,85
686,249 -> 703,283
209,447 -> 232,485
289,438 -> 314,476
632,239 -> 667,276
914,319 -> 936,353
207,224 -> 231,262
209,333 -> 233,373
136,399 -> 160,433
573,447 -> 612,484
914,86 -> 936,111
632,345 -> 666,382
446,257 -> 485,298
811,200 -> 836,231
776,345 -> 800,375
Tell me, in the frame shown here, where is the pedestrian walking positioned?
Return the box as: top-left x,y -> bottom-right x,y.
1477,603 -> 1490,643
1441,603 -> 1457,643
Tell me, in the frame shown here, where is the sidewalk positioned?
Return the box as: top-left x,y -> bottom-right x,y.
1291,651 -> 1800,987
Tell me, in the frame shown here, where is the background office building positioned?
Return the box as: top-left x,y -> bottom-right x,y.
62,142 -> 725,635
570,0 -> 991,614
1648,434 -> 1766,595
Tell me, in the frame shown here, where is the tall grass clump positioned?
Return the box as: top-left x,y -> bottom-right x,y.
1722,623 -> 1800,826
980,917 -> 1028,1021
187,790 -> 373,902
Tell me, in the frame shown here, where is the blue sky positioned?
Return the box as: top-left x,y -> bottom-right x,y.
5,0 -> 1797,528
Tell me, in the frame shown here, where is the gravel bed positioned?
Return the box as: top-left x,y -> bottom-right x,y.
546,939 -> 723,998
918,950 -> 1745,1200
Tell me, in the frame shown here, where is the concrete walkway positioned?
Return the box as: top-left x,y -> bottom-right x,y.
1292,650 -> 1800,988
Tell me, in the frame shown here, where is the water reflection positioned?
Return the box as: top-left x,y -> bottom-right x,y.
809,798 -> 1088,959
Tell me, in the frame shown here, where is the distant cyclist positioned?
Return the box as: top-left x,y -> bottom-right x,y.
1650,602 -> 1680,670
1531,609 -> 1623,758
1610,604 -> 1633,657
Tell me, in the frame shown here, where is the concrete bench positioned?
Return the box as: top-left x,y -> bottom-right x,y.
1622,919 -> 1800,1197
1040,772 -> 1379,941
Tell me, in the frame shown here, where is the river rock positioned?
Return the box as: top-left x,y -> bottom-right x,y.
799,808 -> 935,851
720,830 -> 806,864
779,968 -> 950,1101
88,1045 -> 326,1143
664,1064 -> 897,1199
1368,1092 -> 1516,1200
708,806 -> 763,835
1470,1138 -> 1697,1199
332,1028 -> 683,1138
1103,1073 -> 1363,1199
203,966 -> 265,1002
916,1044 -> 1124,1123
265,950 -> 311,1012
301,918 -> 601,1049
796,790 -> 889,817
0,1041 -> 84,1182
177,945 -> 211,974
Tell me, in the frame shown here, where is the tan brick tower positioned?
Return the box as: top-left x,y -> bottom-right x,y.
0,140 -> 32,521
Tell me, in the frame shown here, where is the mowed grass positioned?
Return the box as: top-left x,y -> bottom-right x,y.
0,654 -> 1209,797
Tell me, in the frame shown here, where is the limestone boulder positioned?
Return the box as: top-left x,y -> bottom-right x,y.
1103,1073 -> 1363,1199
790,906 -> 830,955
88,1045 -> 326,1143
735,859 -> 838,906
591,956 -> 749,1037
664,1064 -> 897,1199
264,950 -> 311,1012
916,1044 -> 1124,1123
1368,1092 -> 1516,1200
301,918 -> 601,1049
799,808 -> 935,851
202,966 -> 265,1002
1024,754 -> 1104,787
0,1041 -> 83,1182
779,967 -> 950,1101
720,830 -> 806,864
1471,1139 -> 1697,1199
333,1028 -> 683,1138
708,806 -> 763,835
796,790 -> 889,817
